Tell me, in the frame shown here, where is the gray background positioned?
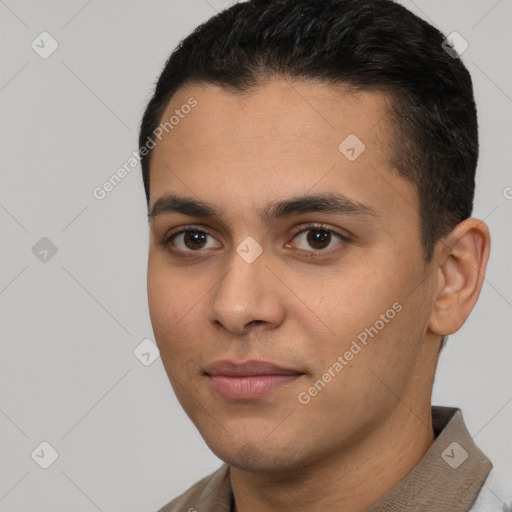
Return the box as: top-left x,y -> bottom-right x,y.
1,0 -> 511,510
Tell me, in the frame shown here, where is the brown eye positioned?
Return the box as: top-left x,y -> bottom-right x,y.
165,228 -> 221,252
290,225 -> 348,252
306,229 -> 332,250
182,231 -> 208,250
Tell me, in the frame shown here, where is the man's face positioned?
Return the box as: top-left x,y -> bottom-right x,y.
147,79 -> 439,471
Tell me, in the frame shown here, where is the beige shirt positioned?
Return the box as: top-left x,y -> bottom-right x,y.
156,406 -> 492,512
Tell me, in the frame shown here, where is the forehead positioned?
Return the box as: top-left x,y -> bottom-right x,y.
157,79 -> 391,155
149,79 -> 417,225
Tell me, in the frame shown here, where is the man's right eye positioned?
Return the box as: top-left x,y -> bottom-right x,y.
162,226 -> 221,253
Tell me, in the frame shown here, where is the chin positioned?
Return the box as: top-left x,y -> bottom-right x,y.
204,435 -> 309,473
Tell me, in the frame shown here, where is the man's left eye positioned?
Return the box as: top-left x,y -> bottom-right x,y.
287,226 -> 348,252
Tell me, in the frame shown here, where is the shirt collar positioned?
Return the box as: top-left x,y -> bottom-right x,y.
366,406 -> 492,511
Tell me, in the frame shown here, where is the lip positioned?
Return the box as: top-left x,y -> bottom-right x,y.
205,359 -> 302,377
204,360 -> 305,400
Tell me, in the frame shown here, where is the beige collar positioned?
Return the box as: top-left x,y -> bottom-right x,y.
366,406 -> 492,511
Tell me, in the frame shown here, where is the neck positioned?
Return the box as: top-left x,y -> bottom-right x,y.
230,403 -> 435,512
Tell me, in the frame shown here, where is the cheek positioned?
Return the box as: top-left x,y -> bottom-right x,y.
308,264 -> 419,379
317,274 -> 428,397
147,277 -> 203,414
147,262 -> 172,341
148,254 -> 198,327
147,258 -> 203,363
314,267 -> 393,341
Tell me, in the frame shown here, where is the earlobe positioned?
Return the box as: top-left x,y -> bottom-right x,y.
428,218 -> 491,336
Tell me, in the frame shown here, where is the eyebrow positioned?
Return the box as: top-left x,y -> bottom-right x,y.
148,192 -> 378,223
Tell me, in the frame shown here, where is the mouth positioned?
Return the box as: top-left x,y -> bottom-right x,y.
204,360 -> 305,400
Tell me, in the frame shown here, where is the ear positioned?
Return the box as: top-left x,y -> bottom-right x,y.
428,218 -> 491,336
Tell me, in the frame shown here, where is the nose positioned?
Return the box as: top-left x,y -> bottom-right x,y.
207,244 -> 286,336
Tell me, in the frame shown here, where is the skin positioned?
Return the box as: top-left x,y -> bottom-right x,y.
146,79 -> 490,512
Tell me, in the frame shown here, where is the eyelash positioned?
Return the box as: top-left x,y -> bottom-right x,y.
161,223 -> 349,257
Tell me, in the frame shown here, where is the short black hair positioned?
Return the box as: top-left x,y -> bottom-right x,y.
139,0 -> 478,261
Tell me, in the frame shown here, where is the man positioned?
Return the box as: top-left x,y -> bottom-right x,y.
139,0 -> 506,510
